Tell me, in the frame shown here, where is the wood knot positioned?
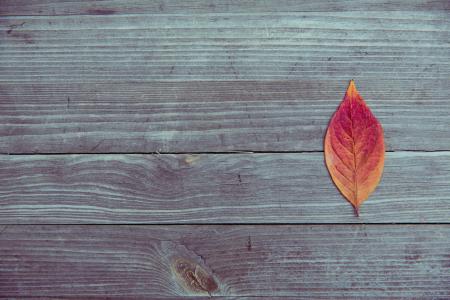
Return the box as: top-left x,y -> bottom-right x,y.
183,155 -> 200,166
171,257 -> 218,294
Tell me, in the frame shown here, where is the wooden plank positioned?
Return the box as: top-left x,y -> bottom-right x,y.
0,12 -> 448,83
1,152 -> 449,224
0,0 -> 449,16
1,10 -> 448,153
1,80 -> 449,153
0,225 -> 448,298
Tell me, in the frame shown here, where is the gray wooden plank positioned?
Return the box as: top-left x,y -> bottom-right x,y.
0,225 -> 448,298
0,12 -> 448,83
1,10 -> 449,153
0,0 -> 449,16
1,80 -> 449,153
0,152 -> 449,224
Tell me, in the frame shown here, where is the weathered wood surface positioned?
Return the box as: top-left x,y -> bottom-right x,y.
1,9 -> 449,153
1,152 -> 449,224
1,2 -> 449,298
1,12 -> 448,83
1,80 -> 449,153
0,225 -> 448,298
1,0 -> 449,16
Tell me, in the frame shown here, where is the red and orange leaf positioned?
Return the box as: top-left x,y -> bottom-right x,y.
324,80 -> 385,216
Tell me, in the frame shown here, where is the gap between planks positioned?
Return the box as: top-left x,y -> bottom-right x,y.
1,223 -> 449,226
2,150 -> 450,156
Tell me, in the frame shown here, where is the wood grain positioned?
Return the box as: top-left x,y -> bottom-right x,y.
1,80 -> 449,153
1,0 -> 449,16
1,10 -> 448,153
0,12 -> 448,83
0,225 -> 448,298
1,2 -> 449,299
1,152 -> 449,224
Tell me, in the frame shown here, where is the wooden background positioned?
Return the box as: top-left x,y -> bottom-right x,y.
0,0 -> 449,298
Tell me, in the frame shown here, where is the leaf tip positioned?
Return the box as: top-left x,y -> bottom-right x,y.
347,79 -> 357,95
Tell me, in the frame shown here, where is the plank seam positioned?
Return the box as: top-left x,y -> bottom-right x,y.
1,223 -> 449,226
1,150 -> 449,155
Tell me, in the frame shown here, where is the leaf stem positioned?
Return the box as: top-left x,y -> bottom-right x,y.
354,206 -> 360,217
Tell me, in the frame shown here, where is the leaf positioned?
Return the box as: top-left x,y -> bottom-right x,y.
324,80 -> 385,216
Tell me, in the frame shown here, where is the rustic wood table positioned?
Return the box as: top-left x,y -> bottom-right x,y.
1,1 -> 449,298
